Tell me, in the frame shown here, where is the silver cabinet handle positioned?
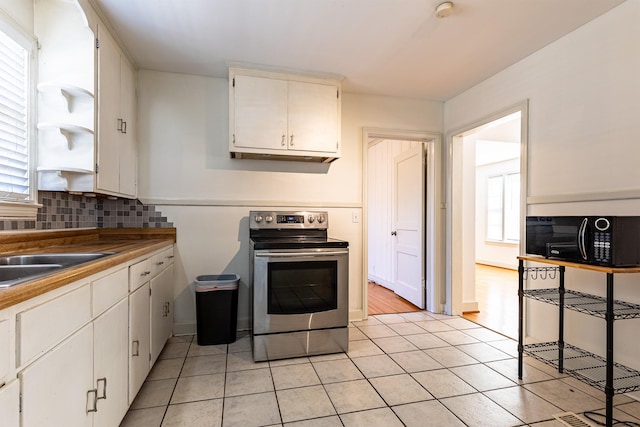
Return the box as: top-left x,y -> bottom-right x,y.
86,389 -> 98,413
141,271 -> 151,277
117,118 -> 123,132
96,377 -> 107,400
122,120 -> 127,134
281,134 -> 286,146
290,134 -> 294,146
391,231 -> 397,236
156,261 -> 164,266
132,340 -> 140,357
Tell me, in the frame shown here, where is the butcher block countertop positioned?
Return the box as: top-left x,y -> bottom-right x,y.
0,228 -> 176,310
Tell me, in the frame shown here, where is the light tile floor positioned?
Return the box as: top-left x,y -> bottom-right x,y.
120,312 -> 640,427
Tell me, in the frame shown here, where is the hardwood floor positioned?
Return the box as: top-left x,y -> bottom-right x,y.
367,281 -> 421,315
463,264 -> 518,339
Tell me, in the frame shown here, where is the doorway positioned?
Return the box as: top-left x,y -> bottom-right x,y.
448,103 -> 527,337
363,129 -> 440,317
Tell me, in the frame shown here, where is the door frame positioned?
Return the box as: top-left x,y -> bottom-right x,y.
362,128 -> 443,318
445,100 -> 529,315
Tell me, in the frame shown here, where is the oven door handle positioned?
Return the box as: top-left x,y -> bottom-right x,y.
255,251 -> 348,258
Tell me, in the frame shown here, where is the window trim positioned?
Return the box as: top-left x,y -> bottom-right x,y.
0,9 -> 40,219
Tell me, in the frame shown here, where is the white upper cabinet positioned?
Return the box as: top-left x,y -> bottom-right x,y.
35,0 -> 137,198
287,80 -> 340,154
97,25 -> 137,198
233,75 -> 289,151
229,67 -> 342,163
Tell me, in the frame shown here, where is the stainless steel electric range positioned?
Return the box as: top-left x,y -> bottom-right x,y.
249,211 -> 349,361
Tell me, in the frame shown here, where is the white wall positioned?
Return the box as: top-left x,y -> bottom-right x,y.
0,0 -> 32,33
444,1 -> 640,370
136,70 -> 443,332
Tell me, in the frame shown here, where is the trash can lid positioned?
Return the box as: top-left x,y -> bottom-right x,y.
194,274 -> 239,291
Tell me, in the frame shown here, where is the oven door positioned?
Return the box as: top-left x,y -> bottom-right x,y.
253,248 -> 348,335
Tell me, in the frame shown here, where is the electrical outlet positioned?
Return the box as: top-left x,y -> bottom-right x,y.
352,211 -> 360,223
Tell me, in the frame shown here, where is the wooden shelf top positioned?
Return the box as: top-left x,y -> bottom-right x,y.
518,255 -> 640,274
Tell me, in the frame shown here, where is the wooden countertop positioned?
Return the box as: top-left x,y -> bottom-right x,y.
0,228 -> 176,310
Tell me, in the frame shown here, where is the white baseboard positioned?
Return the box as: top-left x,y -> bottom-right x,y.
350,309 -> 365,322
462,300 -> 479,313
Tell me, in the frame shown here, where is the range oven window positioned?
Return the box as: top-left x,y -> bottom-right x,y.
267,261 -> 338,314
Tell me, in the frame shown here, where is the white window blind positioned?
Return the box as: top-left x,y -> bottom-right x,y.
0,28 -> 29,202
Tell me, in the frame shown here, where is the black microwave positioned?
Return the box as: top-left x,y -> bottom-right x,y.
525,216 -> 640,267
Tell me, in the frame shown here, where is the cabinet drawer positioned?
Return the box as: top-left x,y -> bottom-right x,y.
17,285 -> 91,365
161,246 -> 175,266
0,318 -> 9,384
129,258 -> 152,291
150,246 -> 173,277
92,267 -> 128,316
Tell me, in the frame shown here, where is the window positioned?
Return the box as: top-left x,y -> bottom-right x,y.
0,14 -> 38,218
486,172 -> 520,242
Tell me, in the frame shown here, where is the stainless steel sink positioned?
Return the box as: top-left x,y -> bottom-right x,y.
0,252 -> 114,288
0,264 -> 63,288
0,253 -> 113,266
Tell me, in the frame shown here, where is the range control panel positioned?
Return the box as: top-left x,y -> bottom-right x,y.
250,211 -> 328,229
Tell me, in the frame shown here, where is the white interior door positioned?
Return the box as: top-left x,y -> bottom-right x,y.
392,145 -> 425,308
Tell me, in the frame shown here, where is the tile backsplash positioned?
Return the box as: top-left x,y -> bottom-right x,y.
0,192 -> 173,231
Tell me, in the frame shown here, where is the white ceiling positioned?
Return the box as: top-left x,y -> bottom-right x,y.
91,0 -> 626,101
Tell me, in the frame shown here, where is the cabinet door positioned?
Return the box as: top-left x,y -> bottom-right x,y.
96,24 -> 121,194
233,75 -> 288,150
0,379 -> 20,427
129,282 -> 150,404
94,298 -> 129,427
119,56 -> 137,198
150,265 -> 173,364
0,317 -> 10,384
21,324 -> 94,427
288,80 -> 339,153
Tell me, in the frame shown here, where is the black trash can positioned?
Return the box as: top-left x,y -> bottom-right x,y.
194,274 -> 239,345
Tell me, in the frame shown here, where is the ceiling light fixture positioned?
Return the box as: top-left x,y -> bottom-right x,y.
435,1 -> 454,18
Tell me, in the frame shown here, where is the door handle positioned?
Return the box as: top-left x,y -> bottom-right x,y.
391,231 -> 397,236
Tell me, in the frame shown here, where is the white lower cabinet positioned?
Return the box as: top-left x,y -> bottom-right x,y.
0,379 -> 20,427
3,244 -> 174,426
0,317 -> 10,385
150,264 -> 174,364
21,323 -> 94,427
129,282 -> 150,403
93,299 -> 129,427
20,297 -> 129,427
